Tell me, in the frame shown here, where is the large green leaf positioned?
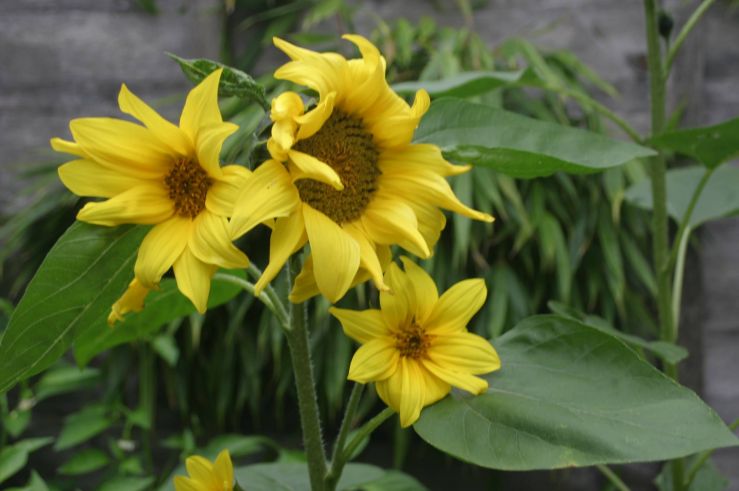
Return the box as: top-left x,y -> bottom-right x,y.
625,165 -> 739,227
73,270 -> 245,365
0,223 -> 148,394
649,117 -> 739,168
413,315 -> 738,470
54,405 -> 112,450
0,438 -> 52,484
392,70 -> 526,99
414,98 -> 655,178
233,463 -> 384,491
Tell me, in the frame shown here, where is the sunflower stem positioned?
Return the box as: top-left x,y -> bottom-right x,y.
212,272 -> 288,329
325,383 -> 364,490
342,407 -> 395,463
246,263 -> 290,327
285,256 -> 327,491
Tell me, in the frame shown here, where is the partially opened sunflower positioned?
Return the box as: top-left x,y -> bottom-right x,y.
52,69 -> 297,316
231,35 -> 493,303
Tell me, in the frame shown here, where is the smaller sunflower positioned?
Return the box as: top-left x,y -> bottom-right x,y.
52,70 -> 298,315
330,257 -> 500,427
174,449 -> 234,491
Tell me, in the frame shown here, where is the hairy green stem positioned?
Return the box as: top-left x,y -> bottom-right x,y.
325,383 -> 364,490
597,465 -> 630,491
213,272 -> 288,329
342,407 -> 395,462
664,0 -> 717,75
285,257 -> 327,491
247,263 -> 290,327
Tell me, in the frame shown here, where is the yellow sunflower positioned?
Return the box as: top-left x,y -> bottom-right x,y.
174,449 -> 234,491
52,70 -> 297,314
231,35 -> 493,304
330,257 -> 500,427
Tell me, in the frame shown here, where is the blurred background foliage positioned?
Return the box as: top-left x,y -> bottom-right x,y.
0,0 -> 661,488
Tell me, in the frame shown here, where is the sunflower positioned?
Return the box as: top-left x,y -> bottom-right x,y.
330,257 -> 500,427
231,35 -> 493,304
52,70 -> 298,314
174,449 -> 234,491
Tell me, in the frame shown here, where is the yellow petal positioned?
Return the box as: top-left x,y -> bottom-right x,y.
271,91 -> 304,120
399,257 -> 438,324
173,476 -> 205,491
213,450 -> 234,490
288,150 -> 344,190
180,68 -> 224,144
190,212 -> 249,269
419,363 -> 451,406
342,34 -> 382,68
108,278 -> 151,327
379,143 -> 469,177
118,83 -> 191,156
303,204 -> 360,303
329,307 -> 388,344
289,255 -> 320,303
76,184 -> 173,226
271,119 -> 297,158
295,91 -> 336,140
185,455 -> 219,488
134,217 -> 192,287
347,338 -> 399,383
343,222 -> 388,292
273,38 -> 346,97
398,358 -> 425,427
424,278 -> 487,333
196,123 -> 238,179
229,159 -> 300,239
362,198 -> 430,258
50,137 -> 87,158
69,118 -> 171,178
379,262 -> 413,330
206,165 -> 251,217
422,359 -> 489,395
174,248 -> 216,314
428,332 -> 501,375
59,159 -> 144,198
254,212 -> 307,295
371,89 -> 430,149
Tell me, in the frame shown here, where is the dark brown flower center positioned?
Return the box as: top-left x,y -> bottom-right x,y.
394,322 -> 431,359
293,109 -> 380,224
164,158 -> 211,218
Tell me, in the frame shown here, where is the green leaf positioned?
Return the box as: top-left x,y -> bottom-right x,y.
233,463 -> 384,491
54,405 -> 112,450
414,99 -> 655,178
0,439 -> 52,484
625,165 -> 739,227
73,270 -> 245,365
392,70 -> 526,99
58,448 -> 110,475
4,471 -> 49,491
414,315 -> 737,470
0,223 -> 148,394
99,477 -> 154,491
167,54 -> 268,110
648,117 -> 739,168
34,364 -> 101,401
358,470 -> 428,491
656,456 -> 728,491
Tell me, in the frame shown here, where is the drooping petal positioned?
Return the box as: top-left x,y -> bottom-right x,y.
362,198 -> 430,258
190,211 -> 249,269
50,137 -> 87,158
69,118 -> 172,178
348,338 -> 399,383
206,164 -> 252,217
76,184 -> 173,226
288,255 -> 376,304
59,159 -> 145,198
118,83 -> 191,155
302,204 -> 360,303
428,332 -> 501,375
422,359 -> 489,395
288,150 -> 344,190
424,278 -> 487,333
173,248 -> 217,314
229,160 -> 300,239
108,278 -> 152,326
379,262 -> 413,330
295,91 -> 336,140
399,257 -> 438,324
329,307 -> 389,344
180,69 -> 223,144
254,212 -> 307,295
343,222 -> 388,292
195,122 -> 238,179
134,217 -> 192,287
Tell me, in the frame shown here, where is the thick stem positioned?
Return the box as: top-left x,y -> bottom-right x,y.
285,257 -> 327,491
325,383 -> 364,490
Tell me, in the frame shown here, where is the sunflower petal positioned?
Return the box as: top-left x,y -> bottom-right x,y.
76,184 -> 173,226
329,307 -> 388,344
50,137 -> 87,158
288,150 -> 344,190
254,212 -> 307,295
419,363 -> 451,406
343,222 -> 388,292
424,278 -> 487,333
363,198 -> 429,258
196,122 -> 238,178
59,159 -> 145,198
190,212 -> 248,269
185,456 -> 218,488
180,69 -> 223,143
213,450 -> 234,489
379,262 -> 413,330
134,217 -> 192,287
173,476 -> 204,491
302,204 -> 360,303
399,257 -> 438,323
379,143 -> 469,177
173,248 -> 216,314
206,165 -> 252,217
348,338 -> 398,383
295,91 -> 336,141
398,358 -> 425,427
428,332 -> 501,375
422,359 -> 489,395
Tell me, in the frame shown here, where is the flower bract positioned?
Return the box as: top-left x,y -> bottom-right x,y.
232,35 -> 493,304
174,449 -> 234,491
330,257 -> 501,427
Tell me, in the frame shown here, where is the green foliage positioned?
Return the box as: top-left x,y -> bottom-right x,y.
648,117 -> 739,168
415,98 -> 654,178
0,438 -> 52,485
233,462 -> 388,491
414,315 -> 738,470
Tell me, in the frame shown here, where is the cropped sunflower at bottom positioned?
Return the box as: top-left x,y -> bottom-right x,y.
231,35 -> 493,304
174,450 -> 236,491
52,69 -> 298,320
331,257 -> 501,427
